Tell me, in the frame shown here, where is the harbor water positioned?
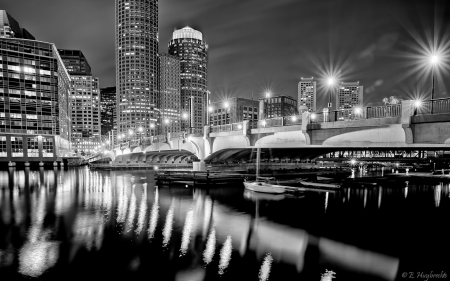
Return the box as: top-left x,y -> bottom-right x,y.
0,167 -> 449,280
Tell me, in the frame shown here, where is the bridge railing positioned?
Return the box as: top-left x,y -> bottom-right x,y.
416,98 -> 450,115
211,122 -> 244,133
283,115 -> 302,126
257,117 -> 283,128
366,104 -> 402,119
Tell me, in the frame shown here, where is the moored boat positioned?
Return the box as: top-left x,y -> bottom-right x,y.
299,180 -> 341,189
244,181 -> 286,194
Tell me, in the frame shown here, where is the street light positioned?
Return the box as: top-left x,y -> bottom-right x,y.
327,77 -> 336,109
291,116 -> 297,122
430,55 -> 439,114
265,91 -> 271,99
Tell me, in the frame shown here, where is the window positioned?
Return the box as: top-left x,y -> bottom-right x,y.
0,136 -> 6,157
27,137 -> 39,157
11,137 -> 23,157
42,137 -> 54,157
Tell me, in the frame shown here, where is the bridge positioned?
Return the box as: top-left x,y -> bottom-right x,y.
103,98 -> 450,170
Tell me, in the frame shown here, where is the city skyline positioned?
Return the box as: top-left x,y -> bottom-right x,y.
0,0 -> 449,110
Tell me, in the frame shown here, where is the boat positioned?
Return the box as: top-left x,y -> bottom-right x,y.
244,181 -> 286,194
244,190 -> 286,201
257,176 -> 304,185
317,176 -> 333,181
298,180 -> 341,189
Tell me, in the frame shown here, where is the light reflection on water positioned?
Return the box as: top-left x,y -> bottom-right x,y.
0,168 -> 448,280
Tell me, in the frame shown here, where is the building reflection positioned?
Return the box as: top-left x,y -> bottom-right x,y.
2,168 -> 446,280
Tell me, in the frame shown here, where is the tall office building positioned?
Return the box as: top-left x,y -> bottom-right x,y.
168,26 -> 208,133
160,54 -> 181,134
100,87 -> 116,136
298,77 -> 316,112
336,82 -> 363,110
0,38 -> 71,163
210,97 -> 259,126
59,49 -> 101,155
116,0 -> 160,139
0,10 -> 35,40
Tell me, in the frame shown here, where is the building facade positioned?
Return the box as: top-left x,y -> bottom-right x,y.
160,53 -> 181,134
336,82 -> 364,110
210,97 -> 259,126
59,49 -> 101,155
0,10 -> 35,40
168,26 -> 208,133
259,95 -> 298,119
298,77 -> 316,112
0,38 -> 71,163
116,0 -> 160,139
100,86 -> 116,136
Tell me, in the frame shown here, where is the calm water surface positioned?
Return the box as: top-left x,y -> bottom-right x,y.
0,168 -> 449,281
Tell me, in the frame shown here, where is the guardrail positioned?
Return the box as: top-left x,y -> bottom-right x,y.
416,98 -> 450,115
366,104 -> 401,118
211,122 -> 243,133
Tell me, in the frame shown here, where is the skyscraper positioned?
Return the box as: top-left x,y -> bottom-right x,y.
59,49 -> 101,155
298,77 -> 316,112
0,10 -> 35,40
160,54 -> 181,134
210,97 -> 259,126
168,26 -> 208,133
336,82 -> 364,110
116,0 -> 160,139
100,87 -> 116,136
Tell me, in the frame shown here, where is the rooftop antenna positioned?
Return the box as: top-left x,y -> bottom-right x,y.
251,92 -> 254,100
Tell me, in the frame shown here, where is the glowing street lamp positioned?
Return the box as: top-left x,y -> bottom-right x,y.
223,101 -> 229,109
430,55 -> 440,114
291,116 -> 297,122
350,159 -> 357,166
311,113 -> 317,120
265,91 -> 271,99
326,77 -> 336,109
208,106 -> 213,112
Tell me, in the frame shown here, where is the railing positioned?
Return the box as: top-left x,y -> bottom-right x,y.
416,98 -> 450,115
211,122 -> 243,133
366,104 -> 401,119
258,117 -> 283,128
283,115 -> 302,126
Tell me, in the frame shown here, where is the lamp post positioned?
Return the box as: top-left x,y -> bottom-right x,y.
430,55 -> 439,114
223,101 -> 230,125
327,78 -> 335,121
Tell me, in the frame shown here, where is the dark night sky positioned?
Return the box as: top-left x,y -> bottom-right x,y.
1,0 -> 449,108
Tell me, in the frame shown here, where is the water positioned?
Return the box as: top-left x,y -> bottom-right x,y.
0,168 -> 449,281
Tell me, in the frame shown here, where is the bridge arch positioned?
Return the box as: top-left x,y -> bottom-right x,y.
123,148 -> 131,155
254,131 -> 307,148
132,147 -> 142,153
212,136 -> 250,154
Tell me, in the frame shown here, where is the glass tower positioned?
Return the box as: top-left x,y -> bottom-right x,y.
115,0 -> 159,139
0,38 -> 71,162
298,77 -> 316,112
168,26 -> 208,133
160,54 -> 181,134
59,49 -> 101,155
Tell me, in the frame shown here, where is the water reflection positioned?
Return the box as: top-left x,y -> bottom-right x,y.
218,235 -> 232,275
0,168 -> 448,280
203,227 -> 216,265
162,201 -> 174,248
180,207 -> 195,256
148,188 -> 159,239
259,253 -> 273,281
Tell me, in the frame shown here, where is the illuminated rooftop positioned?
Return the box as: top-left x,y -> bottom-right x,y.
172,26 -> 203,41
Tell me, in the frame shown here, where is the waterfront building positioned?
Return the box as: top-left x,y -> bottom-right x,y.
0,38 -> 71,163
59,49 -> 101,155
259,95 -> 298,119
116,0 -> 160,139
0,10 -> 35,40
160,54 -> 181,134
298,77 -> 316,112
100,86 -> 116,136
336,82 -> 363,110
210,97 -> 259,126
168,26 -> 209,133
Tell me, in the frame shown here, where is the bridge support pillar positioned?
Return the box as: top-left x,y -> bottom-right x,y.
401,100 -> 414,144
302,111 -> 312,145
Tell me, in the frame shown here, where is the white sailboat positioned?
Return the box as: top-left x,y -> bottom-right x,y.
244,147 -> 286,194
